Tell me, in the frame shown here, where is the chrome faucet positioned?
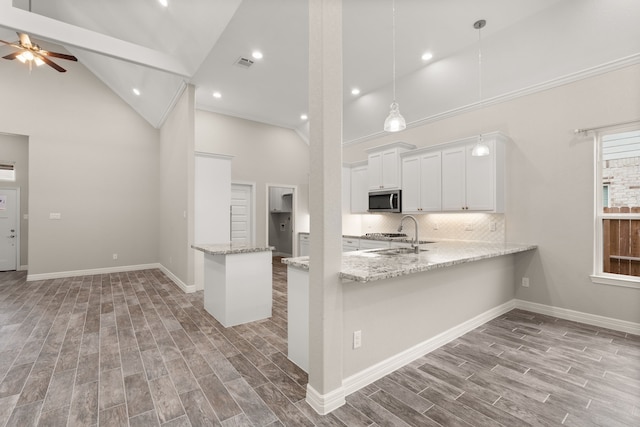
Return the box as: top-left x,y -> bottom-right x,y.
397,215 -> 420,254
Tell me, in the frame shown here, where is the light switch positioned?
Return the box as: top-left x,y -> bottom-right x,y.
49,212 -> 61,220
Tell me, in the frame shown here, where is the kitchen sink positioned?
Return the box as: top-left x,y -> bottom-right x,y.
371,247 -> 428,256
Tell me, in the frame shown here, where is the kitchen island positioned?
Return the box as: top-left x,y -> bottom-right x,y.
283,240 -> 536,376
192,243 -> 274,327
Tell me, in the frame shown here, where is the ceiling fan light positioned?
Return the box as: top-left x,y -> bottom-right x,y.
384,101 -> 406,132
34,57 -> 44,67
16,53 -> 27,63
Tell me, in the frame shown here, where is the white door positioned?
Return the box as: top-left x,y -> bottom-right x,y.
0,188 -> 18,271
231,184 -> 253,244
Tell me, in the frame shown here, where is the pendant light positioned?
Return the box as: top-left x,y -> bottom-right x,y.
384,0 -> 406,132
471,19 -> 490,157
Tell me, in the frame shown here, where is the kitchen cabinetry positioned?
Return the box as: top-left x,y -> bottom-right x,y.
342,237 -> 360,252
270,187 -> 292,212
358,239 -> 390,250
366,142 -> 416,191
401,151 -> 442,213
350,162 -> 369,214
441,135 -> 504,212
299,233 -> 310,256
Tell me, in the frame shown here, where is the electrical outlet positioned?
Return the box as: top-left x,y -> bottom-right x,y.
113,253 -> 118,260
465,223 -> 473,231
432,222 -> 439,230
521,277 -> 530,287
490,222 -> 497,232
353,330 -> 362,349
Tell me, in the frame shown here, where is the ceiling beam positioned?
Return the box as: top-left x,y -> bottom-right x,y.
0,3 -> 192,77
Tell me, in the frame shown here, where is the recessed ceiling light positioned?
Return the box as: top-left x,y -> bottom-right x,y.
133,88 -> 141,96
300,114 -> 308,120
212,91 -> 222,99
252,51 -> 263,60
351,88 -> 361,96
421,52 -> 433,61
158,0 -> 169,7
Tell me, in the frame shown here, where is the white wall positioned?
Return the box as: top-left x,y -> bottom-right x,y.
0,57 -> 160,276
343,64 -> 640,324
159,86 -> 195,287
195,110 -> 310,247
0,134 -> 28,267
343,255 -> 516,377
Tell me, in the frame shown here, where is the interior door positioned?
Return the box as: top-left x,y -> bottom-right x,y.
0,188 -> 18,271
231,184 -> 253,244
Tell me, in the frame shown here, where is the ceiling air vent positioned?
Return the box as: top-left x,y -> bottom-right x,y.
234,57 -> 254,68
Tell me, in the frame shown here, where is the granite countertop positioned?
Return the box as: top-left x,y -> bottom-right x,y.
192,243 -> 275,256
282,240 -> 537,283
302,231 -> 433,245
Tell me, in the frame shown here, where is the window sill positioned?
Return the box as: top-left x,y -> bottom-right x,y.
590,274 -> 640,289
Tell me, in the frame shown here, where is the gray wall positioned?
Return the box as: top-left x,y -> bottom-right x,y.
195,110 -> 310,248
0,55 -> 160,276
344,63 -> 640,324
0,133 -> 28,267
159,86 -> 195,286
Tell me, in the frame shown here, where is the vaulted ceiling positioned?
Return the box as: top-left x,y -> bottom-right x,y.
1,0 -> 639,145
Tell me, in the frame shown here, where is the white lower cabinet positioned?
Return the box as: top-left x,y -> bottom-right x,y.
358,239 -> 390,250
342,237 -> 360,252
298,234 -> 310,256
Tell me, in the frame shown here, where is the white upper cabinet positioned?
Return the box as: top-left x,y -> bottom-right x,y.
401,132 -> 506,213
366,142 -> 416,191
441,133 -> 505,212
350,163 -> 369,214
401,151 -> 442,213
269,187 -> 292,212
441,145 -> 467,211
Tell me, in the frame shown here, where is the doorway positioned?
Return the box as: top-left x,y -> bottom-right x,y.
267,184 -> 296,257
231,182 -> 255,244
0,188 -> 20,271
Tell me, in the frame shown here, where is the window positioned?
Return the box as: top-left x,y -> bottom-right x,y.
0,162 -> 15,181
592,129 -> 640,287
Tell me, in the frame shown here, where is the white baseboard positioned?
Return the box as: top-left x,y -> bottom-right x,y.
27,263 -> 161,281
158,264 -> 196,293
25,263 -> 196,294
340,299 -> 516,399
305,383 -> 346,416
318,298 -> 639,415
514,299 -> 640,336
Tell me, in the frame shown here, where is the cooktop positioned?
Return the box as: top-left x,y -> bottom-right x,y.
364,233 -> 408,238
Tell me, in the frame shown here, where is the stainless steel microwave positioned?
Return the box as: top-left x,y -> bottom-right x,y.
368,190 -> 401,213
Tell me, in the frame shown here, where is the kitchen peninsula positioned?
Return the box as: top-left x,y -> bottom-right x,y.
283,240 -> 536,380
192,243 -> 274,327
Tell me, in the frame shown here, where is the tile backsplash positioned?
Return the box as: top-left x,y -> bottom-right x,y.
357,212 -> 505,243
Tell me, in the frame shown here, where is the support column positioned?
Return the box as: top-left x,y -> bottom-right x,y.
306,0 -> 345,415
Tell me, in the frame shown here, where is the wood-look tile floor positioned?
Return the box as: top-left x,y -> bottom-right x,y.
1,259 -> 639,426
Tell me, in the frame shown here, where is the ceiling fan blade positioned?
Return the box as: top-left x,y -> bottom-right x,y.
0,39 -> 22,50
2,52 -> 21,60
42,51 -> 78,62
18,33 -> 32,48
37,54 -> 66,72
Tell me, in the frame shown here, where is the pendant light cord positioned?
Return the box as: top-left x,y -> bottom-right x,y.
392,0 -> 397,103
478,23 -> 482,110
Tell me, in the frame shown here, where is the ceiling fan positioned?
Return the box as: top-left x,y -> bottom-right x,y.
0,32 -> 77,72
